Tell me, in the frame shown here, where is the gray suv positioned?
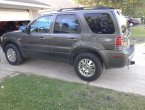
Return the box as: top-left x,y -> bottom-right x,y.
0,7 -> 135,81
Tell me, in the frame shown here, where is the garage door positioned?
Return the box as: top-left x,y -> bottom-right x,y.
0,9 -> 30,21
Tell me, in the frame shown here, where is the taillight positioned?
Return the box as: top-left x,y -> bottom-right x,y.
115,35 -> 123,50
115,35 -> 123,46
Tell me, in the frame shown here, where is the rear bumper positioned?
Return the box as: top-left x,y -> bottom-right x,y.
101,45 -> 135,69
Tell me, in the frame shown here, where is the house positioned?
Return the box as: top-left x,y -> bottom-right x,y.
0,0 -> 49,35
37,0 -> 79,14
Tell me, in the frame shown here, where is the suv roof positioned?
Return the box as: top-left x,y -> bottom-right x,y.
58,6 -> 115,12
42,6 -> 120,15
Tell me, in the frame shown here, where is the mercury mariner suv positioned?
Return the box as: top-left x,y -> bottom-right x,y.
0,7 -> 135,81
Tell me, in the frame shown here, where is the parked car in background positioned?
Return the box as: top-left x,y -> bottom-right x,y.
126,16 -> 141,26
0,7 -> 135,81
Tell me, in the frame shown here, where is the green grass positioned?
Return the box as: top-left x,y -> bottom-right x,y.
131,25 -> 145,38
0,74 -> 145,110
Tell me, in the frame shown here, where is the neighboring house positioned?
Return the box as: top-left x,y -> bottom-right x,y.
0,0 -> 49,35
0,0 -> 49,21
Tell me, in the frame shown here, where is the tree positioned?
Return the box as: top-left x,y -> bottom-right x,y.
74,0 -> 144,17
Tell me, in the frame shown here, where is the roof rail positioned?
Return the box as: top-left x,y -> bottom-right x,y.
58,7 -> 85,11
58,6 -> 114,12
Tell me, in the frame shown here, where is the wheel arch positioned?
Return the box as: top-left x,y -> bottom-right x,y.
70,47 -> 106,68
2,40 -> 24,58
3,41 -> 18,51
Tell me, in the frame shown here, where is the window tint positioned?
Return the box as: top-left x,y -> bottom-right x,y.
84,13 -> 115,34
54,14 -> 81,34
30,16 -> 53,33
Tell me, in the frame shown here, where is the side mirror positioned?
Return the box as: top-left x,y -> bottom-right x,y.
22,26 -> 30,34
22,27 -> 26,33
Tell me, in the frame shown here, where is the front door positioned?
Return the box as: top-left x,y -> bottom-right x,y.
50,14 -> 82,60
20,15 -> 54,58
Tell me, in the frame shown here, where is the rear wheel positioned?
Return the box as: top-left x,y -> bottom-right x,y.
74,53 -> 103,81
5,44 -> 23,65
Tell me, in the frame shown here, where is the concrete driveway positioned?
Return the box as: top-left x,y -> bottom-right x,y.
0,43 -> 145,96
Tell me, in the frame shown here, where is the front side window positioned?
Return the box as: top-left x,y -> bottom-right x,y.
54,14 -> 81,34
30,16 -> 53,33
84,13 -> 115,34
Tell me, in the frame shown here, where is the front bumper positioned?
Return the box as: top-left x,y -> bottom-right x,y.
101,45 -> 135,69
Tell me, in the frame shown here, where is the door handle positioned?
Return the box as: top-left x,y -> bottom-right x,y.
40,36 -> 45,40
68,37 -> 77,40
90,35 -> 98,40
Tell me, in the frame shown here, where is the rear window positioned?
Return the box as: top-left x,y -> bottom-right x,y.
115,10 -> 128,33
84,13 -> 115,34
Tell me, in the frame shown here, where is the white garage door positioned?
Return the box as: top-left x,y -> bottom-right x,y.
0,9 -> 30,21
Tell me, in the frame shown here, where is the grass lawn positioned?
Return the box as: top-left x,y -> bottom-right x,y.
131,25 -> 145,38
0,74 -> 145,110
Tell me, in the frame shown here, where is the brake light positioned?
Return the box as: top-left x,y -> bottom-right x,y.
115,35 -> 123,47
115,35 -> 123,50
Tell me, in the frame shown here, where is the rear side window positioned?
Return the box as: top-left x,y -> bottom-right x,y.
84,13 -> 115,34
54,14 -> 81,34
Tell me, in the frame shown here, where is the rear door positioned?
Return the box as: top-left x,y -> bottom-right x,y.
84,12 -> 117,50
50,14 -> 82,60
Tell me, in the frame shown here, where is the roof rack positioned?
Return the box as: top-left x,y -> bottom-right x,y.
58,6 -> 114,12
58,7 -> 87,11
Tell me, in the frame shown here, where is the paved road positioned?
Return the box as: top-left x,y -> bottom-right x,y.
0,43 -> 145,96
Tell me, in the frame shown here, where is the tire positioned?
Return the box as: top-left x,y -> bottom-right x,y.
5,44 -> 23,65
74,53 -> 103,81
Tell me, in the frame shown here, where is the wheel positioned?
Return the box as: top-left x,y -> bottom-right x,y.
74,53 -> 103,81
5,44 -> 23,65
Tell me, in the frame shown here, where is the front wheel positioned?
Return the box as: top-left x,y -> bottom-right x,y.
74,53 -> 103,81
5,44 -> 23,65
